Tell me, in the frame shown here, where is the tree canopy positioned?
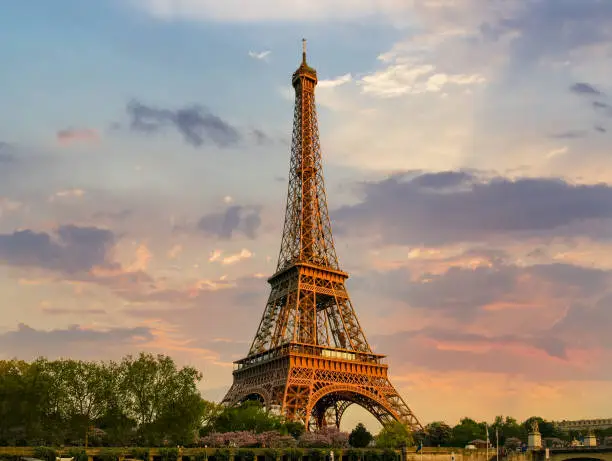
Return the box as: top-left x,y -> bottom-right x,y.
1,355 -> 609,448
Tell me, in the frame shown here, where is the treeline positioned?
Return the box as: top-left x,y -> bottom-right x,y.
2,355 -> 610,449
414,417 -> 612,449
0,354 -> 204,447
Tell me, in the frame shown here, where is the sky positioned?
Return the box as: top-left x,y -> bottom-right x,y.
1,0 -> 612,432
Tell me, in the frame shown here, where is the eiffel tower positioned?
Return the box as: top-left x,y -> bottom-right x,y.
222,40 -> 422,432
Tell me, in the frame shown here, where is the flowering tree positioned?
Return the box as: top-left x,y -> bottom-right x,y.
298,427 -> 349,448
199,430 -> 297,448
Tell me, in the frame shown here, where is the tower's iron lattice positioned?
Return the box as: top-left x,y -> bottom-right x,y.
223,40 -> 422,432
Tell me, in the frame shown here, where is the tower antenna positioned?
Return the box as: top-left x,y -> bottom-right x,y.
302,38 -> 307,63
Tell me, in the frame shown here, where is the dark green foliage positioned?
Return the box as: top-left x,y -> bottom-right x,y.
375,423 -> 413,449
308,449 -> 325,461
284,422 -> 306,439
213,401 -> 282,434
345,449 -> 363,461
263,448 -> 278,461
194,452 -> 208,461
158,448 -> 179,461
349,424 -> 373,448
131,448 -> 150,461
286,448 -> 304,461
33,446 -> 57,461
213,449 -> 231,461
363,451 -> 382,461
236,449 -> 256,461
423,422 -> 452,447
0,354 -> 205,447
67,448 -> 88,461
98,449 -> 120,461
381,449 -> 397,461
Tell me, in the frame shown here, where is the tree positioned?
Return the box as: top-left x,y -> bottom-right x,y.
213,401 -> 283,434
376,421 -> 413,448
425,422 -> 452,447
48,359 -> 112,444
284,420 -> 306,439
451,418 -> 483,447
120,353 -> 204,446
349,423 -> 373,448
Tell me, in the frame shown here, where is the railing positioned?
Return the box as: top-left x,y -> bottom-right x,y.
234,343 -> 386,371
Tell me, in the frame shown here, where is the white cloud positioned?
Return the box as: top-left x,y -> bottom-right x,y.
248,50 -> 271,60
221,249 -> 253,265
318,73 -> 352,88
48,188 -> 85,201
546,146 -> 569,160
132,0 -> 412,22
207,248 -> 254,265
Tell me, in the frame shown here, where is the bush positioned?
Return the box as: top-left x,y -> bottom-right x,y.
67,448 -> 88,461
131,448 -> 150,461
213,449 -> 231,461
235,449 -> 255,461
286,448 -> 304,461
98,448 -> 120,461
159,448 -> 179,461
381,450 -> 397,461
345,449 -> 363,461
309,449 -> 325,461
33,447 -> 57,461
363,451 -> 382,461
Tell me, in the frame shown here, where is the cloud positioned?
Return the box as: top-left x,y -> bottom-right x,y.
250,128 -> 273,145
49,188 -> 86,201
208,248 -> 254,265
126,100 -> 241,148
0,198 -> 22,216
92,209 -> 133,222
0,143 -> 15,163
56,128 -> 99,145
334,170 -> 612,246
0,323 -> 154,360
546,146 -> 568,159
318,74 -> 352,89
570,82 -> 603,96
550,130 -> 588,139
197,205 -> 262,239
364,260 -> 608,318
248,50 -> 270,60
133,0 -> 412,22
41,307 -> 106,316
359,63 -> 486,98
0,225 -> 116,274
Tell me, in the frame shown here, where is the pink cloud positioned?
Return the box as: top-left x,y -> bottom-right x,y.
56,128 -> 99,145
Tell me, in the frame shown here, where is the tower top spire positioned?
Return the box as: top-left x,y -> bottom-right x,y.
293,38 -> 317,86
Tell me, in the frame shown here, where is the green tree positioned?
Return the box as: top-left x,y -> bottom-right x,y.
0,359 -> 53,445
51,359 -> 112,444
425,422 -> 452,447
451,418 -> 482,447
213,400 -> 283,433
376,421 -> 413,448
349,423 -> 373,448
284,420 -> 306,439
121,353 -> 204,446
200,400 -> 225,435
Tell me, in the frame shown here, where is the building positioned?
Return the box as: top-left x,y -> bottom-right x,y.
556,419 -> 612,432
